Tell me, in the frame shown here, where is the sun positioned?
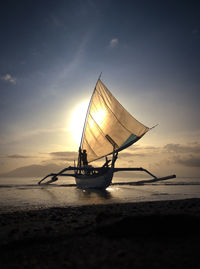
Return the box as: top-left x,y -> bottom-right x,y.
69,100 -> 89,146
91,108 -> 107,128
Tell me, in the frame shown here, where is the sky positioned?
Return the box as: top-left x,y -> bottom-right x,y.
0,0 -> 200,177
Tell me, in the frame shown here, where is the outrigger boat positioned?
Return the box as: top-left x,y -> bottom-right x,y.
38,75 -> 176,188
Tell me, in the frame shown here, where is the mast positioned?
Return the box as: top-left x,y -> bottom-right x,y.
78,73 -> 102,167
79,73 -> 102,149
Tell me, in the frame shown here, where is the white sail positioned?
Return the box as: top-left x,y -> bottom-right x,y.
81,79 -> 149,163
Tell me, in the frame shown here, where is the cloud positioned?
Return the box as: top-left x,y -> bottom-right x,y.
109,38 -> 119,48
1,74 -> 16,84
127,145 -> 161,156
50,15 -> 63,27
119,152 -> 145,159
164,143 -> 200,154
0,154 -> 36,159
174,155 -> 200,167
7,154 -> 33,159
163,143 -> 200,169
50,151 -> 77,161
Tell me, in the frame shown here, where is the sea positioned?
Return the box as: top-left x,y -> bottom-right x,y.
0,175 -> 200,213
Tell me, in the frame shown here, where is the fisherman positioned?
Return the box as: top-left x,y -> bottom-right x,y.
81,149 -> 88,166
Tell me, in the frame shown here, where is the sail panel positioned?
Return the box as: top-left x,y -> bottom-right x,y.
81,79 -> 149,163
117,134 -> 140,152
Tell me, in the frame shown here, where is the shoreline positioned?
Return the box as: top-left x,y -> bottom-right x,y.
1,198 -> 200,268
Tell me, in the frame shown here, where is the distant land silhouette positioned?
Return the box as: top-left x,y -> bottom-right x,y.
0,164 -> 149,180
0,163 -> 66,177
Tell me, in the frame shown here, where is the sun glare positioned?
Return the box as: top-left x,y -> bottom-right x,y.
69,100 -> 89,146
89,108 -> 107,128
93,108 -> 106,127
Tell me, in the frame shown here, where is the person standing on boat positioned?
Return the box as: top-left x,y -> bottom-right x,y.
81,149 -> 91,175
81,149 -> 88,166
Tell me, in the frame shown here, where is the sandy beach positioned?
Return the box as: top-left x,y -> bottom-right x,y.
0,198 -> 200,268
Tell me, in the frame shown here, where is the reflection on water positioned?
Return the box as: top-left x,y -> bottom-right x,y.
0,176 -> 200,213
81,189 -> 112,199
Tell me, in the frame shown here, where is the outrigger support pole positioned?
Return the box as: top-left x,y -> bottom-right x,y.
38,166 -> 77,185
38,165 -> 176,185
113,167 -> 176,182
113,167 -> 157,178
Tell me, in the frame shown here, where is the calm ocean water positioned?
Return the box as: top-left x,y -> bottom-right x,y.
0,175 -> 200,213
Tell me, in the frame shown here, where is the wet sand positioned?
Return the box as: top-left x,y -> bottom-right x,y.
1,198 -> 200,268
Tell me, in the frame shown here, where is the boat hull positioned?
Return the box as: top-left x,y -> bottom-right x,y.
75,169 -> 113,189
